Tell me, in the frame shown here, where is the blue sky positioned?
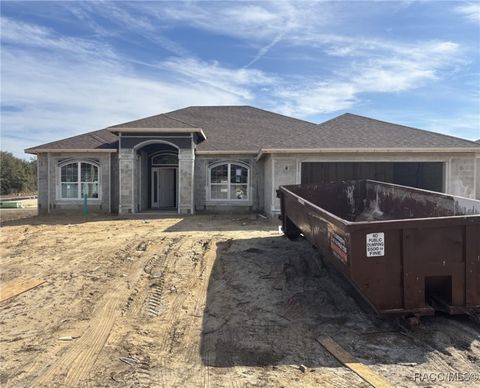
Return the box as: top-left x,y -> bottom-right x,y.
1,1 -> 479,158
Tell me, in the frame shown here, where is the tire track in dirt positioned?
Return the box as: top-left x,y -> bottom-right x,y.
114,237 -> 186,388
156,239 -> 205,351
30,238 -> 153,387
116,236 -> 196,388
186,239 -> 228,388
148,237 -> 228,388
156,238 -> 207,387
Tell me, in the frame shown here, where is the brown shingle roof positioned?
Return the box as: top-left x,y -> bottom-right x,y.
160,106 -> 321,151
25,106 -> 480,153
25,129 -> 118,153
109,112 -> 196,129
311,113 -> 480,149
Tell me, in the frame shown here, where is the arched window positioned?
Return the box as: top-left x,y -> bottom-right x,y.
151,151 -> 178,166
59,161 -> 99,199
208,162 -> 249,201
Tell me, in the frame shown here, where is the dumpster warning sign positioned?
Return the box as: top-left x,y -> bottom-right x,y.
329,230 -> 348,264
366,233 -> 384,257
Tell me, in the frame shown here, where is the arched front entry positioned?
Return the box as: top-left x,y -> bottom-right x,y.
116,134 -> 196,215
134,142 -> 179,212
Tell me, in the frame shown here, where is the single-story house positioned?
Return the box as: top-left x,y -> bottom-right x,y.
25,106 -> 480,217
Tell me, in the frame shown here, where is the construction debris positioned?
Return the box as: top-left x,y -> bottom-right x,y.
317,336 -> 393,388
0,278 -> 46,303
58,336 -> 80,341
119,356 -> 139,366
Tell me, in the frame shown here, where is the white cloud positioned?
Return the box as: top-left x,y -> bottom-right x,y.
269,39 -> 463,116
0,17 -> 116,60
2,49 -> 250,156
0,18 -> 257,157
354,58 -> 436,93
1,3 -> 476,157
274,82 -> 357,116
156,2 -> 303,40
419,114 -> 480,140
223,5 -> 280,24
63,2 -> 191,57
128,2 -> 467,116
160,57 -> 275,99
142,1 -> 324,65
455,3 -> 480,23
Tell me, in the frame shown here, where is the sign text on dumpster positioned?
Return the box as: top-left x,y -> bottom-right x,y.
366,232 -> 385,257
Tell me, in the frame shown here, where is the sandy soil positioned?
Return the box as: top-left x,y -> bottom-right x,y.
0,214 -> 479,387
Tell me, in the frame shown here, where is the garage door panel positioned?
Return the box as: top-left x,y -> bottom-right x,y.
301,162 -> 443,192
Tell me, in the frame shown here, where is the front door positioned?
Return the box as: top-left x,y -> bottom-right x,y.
151,168 -> 176,208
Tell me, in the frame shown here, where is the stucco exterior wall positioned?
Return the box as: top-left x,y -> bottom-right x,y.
110,153 -> 119,213
447,157 -> 476,198
270,157 -> 298,214
37,154 -> 49,214
194,154 -> 262,213
263,155 -> 273,217
119,148 -> 134,214
178,148 -> 195,214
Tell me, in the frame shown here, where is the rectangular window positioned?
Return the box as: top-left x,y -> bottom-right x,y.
211,184 -> 229,199
61,183 -> 79,199
230,184 -> 248,200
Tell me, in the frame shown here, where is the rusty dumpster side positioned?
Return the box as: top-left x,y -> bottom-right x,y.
278,180 -> 480,317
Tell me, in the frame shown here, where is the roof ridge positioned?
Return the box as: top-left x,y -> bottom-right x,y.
324,113 -> 480,147
182,105 -> 251,108
316,112 -> 350,126
161,113 -> 197,128
244,106 -> 319,126
90,133 -> 110,143
107,112 -> 190,129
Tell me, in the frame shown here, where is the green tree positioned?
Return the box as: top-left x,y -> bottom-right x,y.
0,151 -> 37,195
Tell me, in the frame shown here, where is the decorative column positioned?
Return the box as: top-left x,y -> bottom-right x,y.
178,148 -> 195,214
119,148 -> 135,214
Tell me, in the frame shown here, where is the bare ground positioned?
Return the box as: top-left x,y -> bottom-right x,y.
0,214 -> 479,387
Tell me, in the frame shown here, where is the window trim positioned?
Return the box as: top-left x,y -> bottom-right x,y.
56,160 -> 101,201
207,161 -> 250,202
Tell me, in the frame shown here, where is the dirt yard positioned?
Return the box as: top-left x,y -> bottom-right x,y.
0,214 -> 479,387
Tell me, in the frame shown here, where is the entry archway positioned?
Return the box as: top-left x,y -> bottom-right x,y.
134,142 -> 179,212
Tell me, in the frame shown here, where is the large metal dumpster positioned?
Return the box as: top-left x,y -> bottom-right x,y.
278,180 -> 480,317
